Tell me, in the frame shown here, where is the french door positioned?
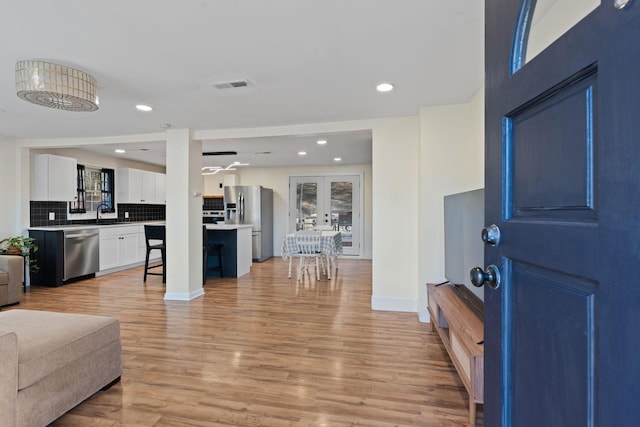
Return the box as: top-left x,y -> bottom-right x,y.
289,175 -> 361,256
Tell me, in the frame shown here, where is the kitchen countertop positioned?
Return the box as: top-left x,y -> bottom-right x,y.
205,224 -> 253,230
28,222 -> 252,232
28,221 -> 165,231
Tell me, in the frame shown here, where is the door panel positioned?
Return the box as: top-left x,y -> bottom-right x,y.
485,1 -> 640,426
507,68 -> 596,220
328,177 -> 360,254
508,260 -> 595,427
290,179 -> 323,231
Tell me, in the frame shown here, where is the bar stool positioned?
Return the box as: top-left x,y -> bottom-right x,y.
203,226 -> 223,282
144,225 -> 166,283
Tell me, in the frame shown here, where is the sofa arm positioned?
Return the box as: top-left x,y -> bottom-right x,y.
0,329 -> 18,427
0,255 -> 23,284
0,255 -> 24,305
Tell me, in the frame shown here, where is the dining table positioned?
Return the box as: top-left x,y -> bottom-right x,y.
281,231 -> 343,279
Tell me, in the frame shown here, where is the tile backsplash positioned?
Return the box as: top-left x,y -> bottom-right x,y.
30,201 -> 166,227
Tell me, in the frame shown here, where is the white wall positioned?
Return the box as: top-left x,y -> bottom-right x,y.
417,88 -> 485,322
203,173 -> 225,196
371,117 -> 420,312
0,138 -> 21,239
30,147 -> 165,173
214,164 -> 373,259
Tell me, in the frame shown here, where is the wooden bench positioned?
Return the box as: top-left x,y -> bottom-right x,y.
427,283 -> 484,425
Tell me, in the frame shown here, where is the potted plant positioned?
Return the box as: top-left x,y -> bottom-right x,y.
0,236 -> 39,272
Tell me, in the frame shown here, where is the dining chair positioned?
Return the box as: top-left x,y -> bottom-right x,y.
286,231 -> 316,279
312,226 -> 334,277
294,231 -> 322,281
143,225 -> 166,283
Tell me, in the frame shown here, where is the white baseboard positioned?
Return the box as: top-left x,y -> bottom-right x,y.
164,288 -> 205,301
371,296 -> 417,313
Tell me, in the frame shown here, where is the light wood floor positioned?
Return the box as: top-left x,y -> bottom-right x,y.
12,258 -> 482,426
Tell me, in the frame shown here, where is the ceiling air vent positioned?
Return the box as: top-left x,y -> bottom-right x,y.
211,79 -> 253,90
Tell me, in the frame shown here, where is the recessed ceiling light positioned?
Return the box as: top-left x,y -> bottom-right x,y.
317,139 -> 327,145
376,83 -> 394,92
114,149 -> 126,154
298,151 -> 307,156
136,104 -> 153,112
334,157 -> 342,162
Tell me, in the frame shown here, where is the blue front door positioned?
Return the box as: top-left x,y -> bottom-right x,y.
484,1 -> 640,425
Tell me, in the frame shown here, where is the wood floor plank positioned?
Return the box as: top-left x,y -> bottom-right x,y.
9,258 -> 482,426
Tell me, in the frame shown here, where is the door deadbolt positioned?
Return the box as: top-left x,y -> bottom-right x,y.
481,224 -> 501,246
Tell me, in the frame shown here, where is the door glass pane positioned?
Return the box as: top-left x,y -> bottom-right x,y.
295,183 -> 317,231
330,181 -> 353,247
525,0 -> 599,64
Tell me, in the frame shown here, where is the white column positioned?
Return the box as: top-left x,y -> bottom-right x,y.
164,129 -> 204,300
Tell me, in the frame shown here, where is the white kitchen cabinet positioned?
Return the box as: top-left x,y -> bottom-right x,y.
155,173 -> 166,204
117,168 -> 164,204
116,168 -> 142,204
142,170 -> 156,202
32,154 -> 77,201
99,226 -> 140,271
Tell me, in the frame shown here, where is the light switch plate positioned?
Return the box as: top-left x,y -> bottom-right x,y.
125,212 -> 129,219
49,212 -> 55,220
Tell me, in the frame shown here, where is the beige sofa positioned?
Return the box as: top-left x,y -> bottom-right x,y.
0,309 -> 122,427
0,255 -> 23,307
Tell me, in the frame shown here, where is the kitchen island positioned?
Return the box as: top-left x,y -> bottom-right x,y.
204,224 -> 252,278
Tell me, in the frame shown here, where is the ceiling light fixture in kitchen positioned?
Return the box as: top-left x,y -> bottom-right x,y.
201,162 -> 250,176
334,157 -> 342,162
114,149 -> 126,154
298,151 -> 307,156
15,60 -> 99,111
136,104 -> 152,112
317,139 -> 327,145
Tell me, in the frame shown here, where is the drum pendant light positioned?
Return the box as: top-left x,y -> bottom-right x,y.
15,60 -> 99,112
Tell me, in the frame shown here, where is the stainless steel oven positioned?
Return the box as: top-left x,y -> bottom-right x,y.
203,210 -> 225,224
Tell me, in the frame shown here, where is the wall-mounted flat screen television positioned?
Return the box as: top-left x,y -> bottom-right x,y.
443,188 -> 485,301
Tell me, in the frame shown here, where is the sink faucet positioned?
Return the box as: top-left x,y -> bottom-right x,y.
96,203 -> 111,224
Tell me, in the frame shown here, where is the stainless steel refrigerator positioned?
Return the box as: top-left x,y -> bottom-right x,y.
224,185 -> 273,261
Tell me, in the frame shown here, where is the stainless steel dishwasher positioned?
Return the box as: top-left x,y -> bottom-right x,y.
64,228 -> 100,280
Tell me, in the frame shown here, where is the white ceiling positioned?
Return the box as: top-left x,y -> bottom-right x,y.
0,0 -> 484,167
